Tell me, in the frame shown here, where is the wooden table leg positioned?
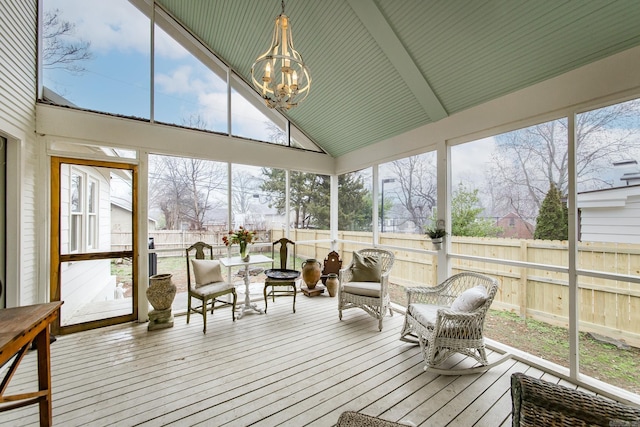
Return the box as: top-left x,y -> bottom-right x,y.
35,327 -> 52,427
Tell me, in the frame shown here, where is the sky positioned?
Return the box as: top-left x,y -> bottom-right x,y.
44,0 -> 640,220
44,0 -> 273,141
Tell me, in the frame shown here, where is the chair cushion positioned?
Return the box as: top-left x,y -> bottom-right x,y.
450,285 -> 488,312
351,251 -> 382,282
191,259 -> 224,287
408,303 -> 440,326
343,281 -> 381,298
191,281 -> 234,298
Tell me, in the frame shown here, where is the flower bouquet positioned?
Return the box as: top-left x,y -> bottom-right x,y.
222,226 -> 256,261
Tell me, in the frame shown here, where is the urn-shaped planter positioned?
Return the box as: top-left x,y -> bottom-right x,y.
147,273 -> 176,330
325,273 -> 339,297
301,259 -> 322,289
147,273 -> 176,310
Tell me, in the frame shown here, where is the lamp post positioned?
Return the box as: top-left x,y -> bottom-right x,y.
381,178 -> 395,232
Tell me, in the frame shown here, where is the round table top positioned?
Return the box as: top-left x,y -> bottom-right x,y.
265,268 -> 300,280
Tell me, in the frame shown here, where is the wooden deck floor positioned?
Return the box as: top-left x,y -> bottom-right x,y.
1,295 -> 563,426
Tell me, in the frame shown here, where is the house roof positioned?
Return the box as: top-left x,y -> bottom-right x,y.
152,0 -> 640,158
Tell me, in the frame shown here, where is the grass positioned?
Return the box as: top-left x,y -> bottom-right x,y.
388,283 -> 640,394
486,309 -> 640,394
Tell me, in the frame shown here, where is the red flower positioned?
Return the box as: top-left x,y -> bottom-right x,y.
222,227 -> 257,246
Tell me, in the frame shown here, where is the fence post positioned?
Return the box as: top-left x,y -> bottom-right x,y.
431,254 -> 438,286
519,240 -> 528,318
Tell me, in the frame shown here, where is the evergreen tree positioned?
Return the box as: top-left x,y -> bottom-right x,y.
260,170 -> 370,229
534,183 -> 568,240
338,174 -> 372,230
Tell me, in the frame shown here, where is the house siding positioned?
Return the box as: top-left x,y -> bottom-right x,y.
578,186 -> 640,244
0,0 -> 39,305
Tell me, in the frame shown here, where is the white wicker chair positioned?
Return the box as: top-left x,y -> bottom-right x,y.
338,248 -> 395,331
400,272 -> 508,375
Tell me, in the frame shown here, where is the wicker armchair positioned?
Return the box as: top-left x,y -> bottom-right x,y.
511,372 -> 640,426
338,249 -> 395,331
336,411 -> 405,426
400,272 -> 503,374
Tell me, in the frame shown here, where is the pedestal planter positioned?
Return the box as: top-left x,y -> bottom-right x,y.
147,273 -> 176,330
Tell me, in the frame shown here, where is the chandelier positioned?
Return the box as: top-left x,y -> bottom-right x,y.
251,0 -> 311,111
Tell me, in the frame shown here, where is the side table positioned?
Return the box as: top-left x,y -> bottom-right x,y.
219,255 -> 272,319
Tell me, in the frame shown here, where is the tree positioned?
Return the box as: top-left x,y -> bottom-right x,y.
149,156 -> 225,230
450,183 -> 502,237
231,170 -> 261,217
390,154 -> 437,233
265,121 -> 288,145
534,183 -> 568,240
260,170 -> 371,229
488,100 -> 640,225
260,169 -> 315,228
338,174 -> 371,230
42,8 -> 92,73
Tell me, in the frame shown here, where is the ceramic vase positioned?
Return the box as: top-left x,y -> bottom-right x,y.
147,273 -> 176,311
326,273 -> 339,297
301,259 -> 322,289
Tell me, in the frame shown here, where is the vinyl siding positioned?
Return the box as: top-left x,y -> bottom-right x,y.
578,186 -> 640,244
0,0 -> 39,305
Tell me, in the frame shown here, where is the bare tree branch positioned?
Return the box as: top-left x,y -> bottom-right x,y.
42,9 -> 92,73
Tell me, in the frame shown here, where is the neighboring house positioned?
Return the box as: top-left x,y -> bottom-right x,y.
496,213 -> 534,239
111,197 -> 157,232
577,184 -> 640,244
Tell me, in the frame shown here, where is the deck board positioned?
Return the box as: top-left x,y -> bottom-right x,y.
0,295 -> 551,426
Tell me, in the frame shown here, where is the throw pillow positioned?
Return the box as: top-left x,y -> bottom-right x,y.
450,285 -> 488,312
351,252 -> 382,282
191,259 -> 224,287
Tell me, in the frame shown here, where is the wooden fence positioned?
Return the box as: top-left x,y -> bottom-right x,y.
112,229 -> 640,346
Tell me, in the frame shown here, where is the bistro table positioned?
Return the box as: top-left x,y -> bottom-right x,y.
219,254 -> 272,319
0,302 -> 62,426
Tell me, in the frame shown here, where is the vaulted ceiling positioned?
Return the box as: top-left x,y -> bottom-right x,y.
155,0 -> 640,158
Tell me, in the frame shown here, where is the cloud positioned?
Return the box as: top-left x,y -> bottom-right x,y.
451,137 -> 496,185
229,94 -> 272,140
197,91 -> 228,129
155,63 -> 226,97
155,65 -> 197,95
48,0 -> 186,58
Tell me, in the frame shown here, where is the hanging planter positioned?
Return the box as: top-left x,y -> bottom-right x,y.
425,224 -> 447,251
430,237 -> 444,250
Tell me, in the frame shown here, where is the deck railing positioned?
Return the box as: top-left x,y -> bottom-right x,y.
111,229 -> 640,347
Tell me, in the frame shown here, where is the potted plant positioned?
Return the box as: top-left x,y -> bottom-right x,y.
425,226 -> 447,250
222,226 -> 256,261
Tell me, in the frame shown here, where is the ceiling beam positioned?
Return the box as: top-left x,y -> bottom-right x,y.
347,0 -> 448,122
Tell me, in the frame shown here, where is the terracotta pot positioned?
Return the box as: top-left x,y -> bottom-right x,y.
301,259 -> 322,289
147,273 -> 176,311
326,273 -> 339,297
